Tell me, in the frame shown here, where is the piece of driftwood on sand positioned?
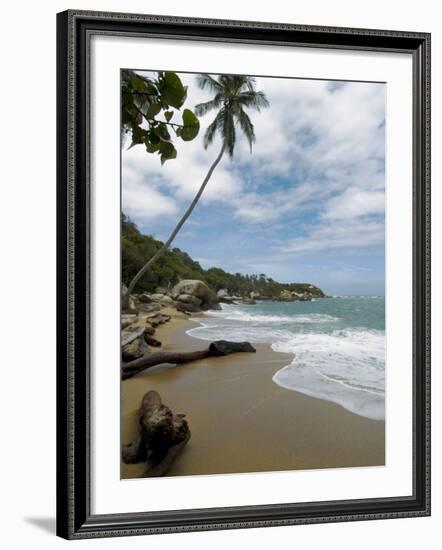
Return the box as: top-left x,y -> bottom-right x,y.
121,340 -> 256,380
122,390 -> 191,477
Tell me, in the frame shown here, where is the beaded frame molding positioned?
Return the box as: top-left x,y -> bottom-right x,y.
56,10 -> 431,539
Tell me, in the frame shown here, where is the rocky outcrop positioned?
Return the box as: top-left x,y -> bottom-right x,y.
279,289 -> 313,302
177,294 -> 202,307
172,279 -> 220,311
121,325 -> 148,361
216,288 -> 235,303
138,302 -> 162,313
241,297 -> 256,305
279,289 -> 293,301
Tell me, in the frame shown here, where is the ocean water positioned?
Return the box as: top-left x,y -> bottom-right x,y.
187,297 -> 385,421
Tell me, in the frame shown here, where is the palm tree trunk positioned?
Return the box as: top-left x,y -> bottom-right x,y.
123,143 -> 226,306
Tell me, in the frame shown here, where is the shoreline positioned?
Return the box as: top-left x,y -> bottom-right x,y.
121,307 -> 385,479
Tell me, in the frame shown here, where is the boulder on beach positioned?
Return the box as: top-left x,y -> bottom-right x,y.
217,289 -> 229,298
138,302 -> 161,313
216,288 -> 235,303
121,326 -> 148,361
139,293 -> 153,303
172,279 -> 219,310
175,302 -> 200,313
150,293 -> 166,301
177,294 -> 202,307
279,289 -> 293,301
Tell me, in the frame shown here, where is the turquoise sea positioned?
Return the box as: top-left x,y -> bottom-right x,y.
187,297 -> 385,421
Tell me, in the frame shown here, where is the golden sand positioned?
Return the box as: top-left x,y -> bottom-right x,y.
121,307 -> 385,478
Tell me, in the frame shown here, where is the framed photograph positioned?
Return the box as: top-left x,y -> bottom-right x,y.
56,10 -> 431,539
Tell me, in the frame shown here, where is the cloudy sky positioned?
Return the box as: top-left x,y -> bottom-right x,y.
122,72 -> 385,296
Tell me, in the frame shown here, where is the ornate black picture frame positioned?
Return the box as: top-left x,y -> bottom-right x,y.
56,9 -> 431,539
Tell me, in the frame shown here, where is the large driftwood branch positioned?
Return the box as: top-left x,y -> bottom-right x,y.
122,390 -> 190,477
122,340 -> 256,380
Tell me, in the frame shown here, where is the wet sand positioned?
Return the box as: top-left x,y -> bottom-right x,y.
121,308 -> 385,478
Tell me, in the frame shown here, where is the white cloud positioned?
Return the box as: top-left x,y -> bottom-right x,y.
122,72 -> 386,257
283,218 -> 384,255
322,188 -> 385,220
122,164 -> 178,220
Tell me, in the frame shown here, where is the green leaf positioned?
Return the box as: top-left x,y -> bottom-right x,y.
154,123 -> 171,142
145,101 -> 161,119
181,109 -> 200,141
148,130 -> 160,145
132,125 -> 146,144
164,111 -> 174,122
145,141 -> 160,153
160,72 -> 186,109
159,141 -> 177,164
130,75 -> 147,93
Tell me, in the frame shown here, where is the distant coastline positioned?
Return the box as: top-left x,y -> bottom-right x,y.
122,214 -> 325,302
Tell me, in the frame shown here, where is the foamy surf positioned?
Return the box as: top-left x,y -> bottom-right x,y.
272,329 -> 385,420
186,298 -> 385,421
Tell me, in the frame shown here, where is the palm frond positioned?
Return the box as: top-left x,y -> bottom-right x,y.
196,74 -> 222,92
245,77 -> 257,92
203,110 -> 224,149
197,73 -> 269,157
237,90 -> 270,111
237,110 -> 255,152
194,93 -> 223,117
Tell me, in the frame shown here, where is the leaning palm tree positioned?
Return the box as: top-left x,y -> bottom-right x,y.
124,74 -> 269,305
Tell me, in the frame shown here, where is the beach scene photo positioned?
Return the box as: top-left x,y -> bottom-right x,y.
120,70 -> 385,478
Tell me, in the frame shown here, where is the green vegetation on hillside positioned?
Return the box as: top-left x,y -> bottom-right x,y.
122,214 -> 325,298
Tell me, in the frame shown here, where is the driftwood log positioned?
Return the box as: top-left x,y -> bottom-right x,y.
122,340 -> 256,380
122,390 -> 190,477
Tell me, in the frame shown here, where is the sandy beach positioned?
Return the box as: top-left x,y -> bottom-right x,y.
121,307 -> 385,479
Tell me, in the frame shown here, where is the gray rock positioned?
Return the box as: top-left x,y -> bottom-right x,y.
150,293 -> 166,301
138,302 -> 161,313
139,293 -> 153,303
121,326 -> 146,347
177,294 -> 202,307
175,302 -> 199,313
172,280 -> 210,300
122,337 -> 144,361
217,289 -> 229,298
172,279 -> 219,311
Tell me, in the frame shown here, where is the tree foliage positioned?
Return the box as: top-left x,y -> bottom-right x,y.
122,214 -> 325,297
121,70 -> 200,164
195,74 -> 269,157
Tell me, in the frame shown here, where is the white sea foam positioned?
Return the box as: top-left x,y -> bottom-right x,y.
272,329 -> 385,420
204,308 -> 339,325
187,320 -> 294,343
186,301 -> 385,421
